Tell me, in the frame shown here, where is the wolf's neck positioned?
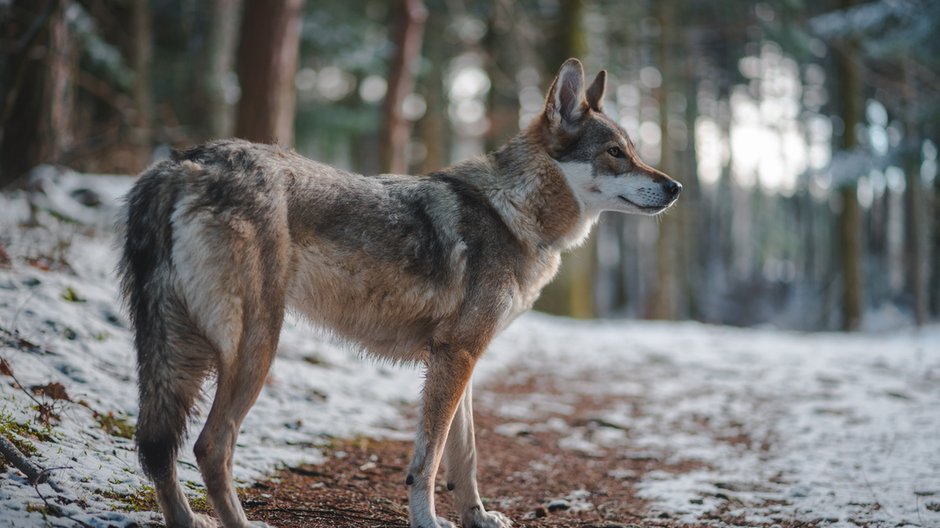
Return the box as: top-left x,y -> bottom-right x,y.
458,135 -> 594,251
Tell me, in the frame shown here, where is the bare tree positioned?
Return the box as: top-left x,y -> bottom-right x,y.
379,0 -> 427,174
131,0 -> 153,167
206,0 -> 243,138
834,0 -> 864,331
0,0 -> 76,187
648,0 -> 680,320
902,60 -> 928,326
533,0 -> 596,318
234,0 -> 304,146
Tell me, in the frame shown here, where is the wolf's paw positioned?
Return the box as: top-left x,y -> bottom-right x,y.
463,508 -> 513,528
434,517 -> 457,528
183,513 -> 217,528
411,517 -> 455,528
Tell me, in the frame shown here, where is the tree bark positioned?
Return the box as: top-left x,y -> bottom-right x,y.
234,0 -> 304,146
418,7 -> 446,174
679,45 -> 701,321
131,0 -> 153,168
834,0 -> 864,331
932,151 -> 940,318
0,0 -> 75,188
206,0 -> 243,138
483,0 -> 520,152
533,0 -> 595,318
902,60 -> 927,326
648,0 -> 680,320
838,185 -> 863,330
379,0 -> 427,174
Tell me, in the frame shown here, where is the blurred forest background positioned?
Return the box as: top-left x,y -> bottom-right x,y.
1,0 -> 938,331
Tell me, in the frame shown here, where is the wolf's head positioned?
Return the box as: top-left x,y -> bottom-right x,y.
532,58 -> 681,217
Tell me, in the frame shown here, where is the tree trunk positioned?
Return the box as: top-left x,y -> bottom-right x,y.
932,150 -> 940,318
533,0 -> 595,318
483,0 -> 520,152
648,0 -> 680,320
834,0 -> 864,331
0,0 -> 75,188
234,0 -> 304,146
132,0 -> 153,168
418,7 -> 446,173
902,60 -> 927,325
838,185 -> 863,330
207,0 -> 243,138
379,0 -> 427,174
680,34 -> 702,321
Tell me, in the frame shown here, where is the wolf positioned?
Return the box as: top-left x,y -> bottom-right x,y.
119,58 -> 680,528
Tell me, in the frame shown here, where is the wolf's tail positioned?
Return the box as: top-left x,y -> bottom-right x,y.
118,167 -> 199,481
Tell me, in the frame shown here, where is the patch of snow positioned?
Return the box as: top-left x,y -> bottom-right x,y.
484,316 -> 940,527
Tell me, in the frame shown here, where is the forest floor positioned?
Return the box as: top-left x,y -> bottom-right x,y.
228,366 -> 793,528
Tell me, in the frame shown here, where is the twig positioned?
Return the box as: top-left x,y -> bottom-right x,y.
36,465 -> 69,494
0,327 -> 66,425
0,434 -> 52,487
0,325 -> 56,360
32,469 -> 92,528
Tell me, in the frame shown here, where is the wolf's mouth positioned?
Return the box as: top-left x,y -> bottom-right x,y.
618,195 -> 665,212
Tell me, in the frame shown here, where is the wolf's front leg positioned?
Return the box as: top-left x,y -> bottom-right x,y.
407,345 -> 478,528
443,383 -> 513,528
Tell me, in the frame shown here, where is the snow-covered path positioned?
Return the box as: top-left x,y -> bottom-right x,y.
1,181 -> 938,527
486,318 -> 940,527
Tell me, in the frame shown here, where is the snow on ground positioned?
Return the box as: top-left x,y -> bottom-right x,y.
486,317 -> 940,527
1,171 -> 938,527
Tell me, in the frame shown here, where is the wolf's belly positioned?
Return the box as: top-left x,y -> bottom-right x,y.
284,242 -> 465,361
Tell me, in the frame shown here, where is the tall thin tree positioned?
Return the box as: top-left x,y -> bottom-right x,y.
379,0 -> 427,174
834,0 -> 864,331
0,0 -> 75,187
132,0 -> 153,168
648,0 -> 680,320
234,0 -> 304,146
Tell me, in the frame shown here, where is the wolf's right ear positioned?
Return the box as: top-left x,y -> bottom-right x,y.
585,70 -> 606,111
544,58 -> 587,129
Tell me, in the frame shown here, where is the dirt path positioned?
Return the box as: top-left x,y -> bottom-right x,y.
219,367 -> 811,528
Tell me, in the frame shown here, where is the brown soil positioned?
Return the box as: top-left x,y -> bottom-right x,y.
197,368 -> 813,528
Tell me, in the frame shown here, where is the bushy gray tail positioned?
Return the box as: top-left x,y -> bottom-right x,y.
118,168 -> 195,481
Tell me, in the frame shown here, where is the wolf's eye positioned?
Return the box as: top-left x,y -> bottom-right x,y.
607,146 -> 624,158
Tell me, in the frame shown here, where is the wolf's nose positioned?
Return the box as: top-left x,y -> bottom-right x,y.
664,180 -> 682,197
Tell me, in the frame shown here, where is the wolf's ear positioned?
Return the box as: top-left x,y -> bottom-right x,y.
545,58 -> 587,127
586,70 -> 606,111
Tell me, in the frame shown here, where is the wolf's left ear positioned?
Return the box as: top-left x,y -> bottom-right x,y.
545,58 -> 587,127
586,70 -> 606,111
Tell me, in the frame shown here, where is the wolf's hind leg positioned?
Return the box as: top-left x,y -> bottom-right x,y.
443,384 -> 513,528
153,468 -> 216,528
194,324 -> 281,528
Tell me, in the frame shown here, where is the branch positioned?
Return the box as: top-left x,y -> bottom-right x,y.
0,433 -> 60,491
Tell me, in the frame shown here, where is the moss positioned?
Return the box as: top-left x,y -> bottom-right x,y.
94,410 -> 136,439
189,490 -> 210,512
0,411 -> 53,457
60,286 -> 86,303
99,486 -> 159,512
104,485 -> 210,514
